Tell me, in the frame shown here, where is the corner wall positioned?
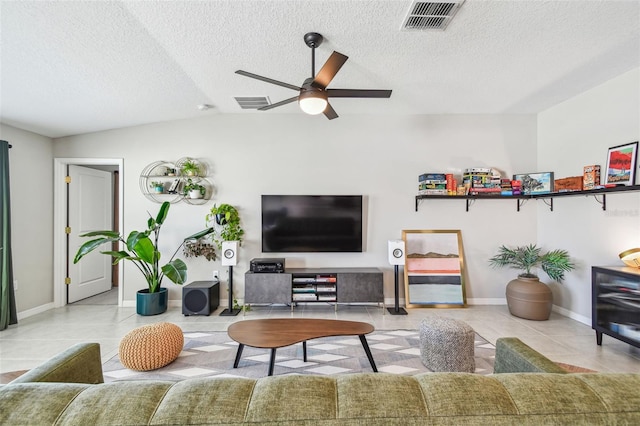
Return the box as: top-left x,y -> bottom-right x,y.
0,124 -> 54,314
538,67 -> 640,322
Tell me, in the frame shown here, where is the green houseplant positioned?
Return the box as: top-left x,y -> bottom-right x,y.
74,201 -> 213,315
206,203 -> 244,249
183,238 -> 217,261
182,179 -> 205,199
489,244 -> 575,320
489,244 -> 575,281
180,159 -> 200,177
150,181 -> 164,193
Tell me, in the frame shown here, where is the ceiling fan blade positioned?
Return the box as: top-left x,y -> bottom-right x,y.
327,89 -> 392,98
311,51 -> 348,89
258,96 -> 299,111
235,70 -> 300,91
323,102 -> 338,120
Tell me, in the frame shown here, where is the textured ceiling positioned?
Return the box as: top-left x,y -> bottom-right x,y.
1,0 -> 639,138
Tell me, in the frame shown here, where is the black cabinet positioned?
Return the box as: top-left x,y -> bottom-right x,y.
592,266 -> 640,348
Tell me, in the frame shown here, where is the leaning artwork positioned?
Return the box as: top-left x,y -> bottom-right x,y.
402,230 -> 466,308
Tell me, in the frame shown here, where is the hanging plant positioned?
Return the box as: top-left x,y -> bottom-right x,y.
205,203 -> 244,249
183,239 -> 217,261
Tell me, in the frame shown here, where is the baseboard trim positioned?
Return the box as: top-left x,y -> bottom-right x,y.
17,302 -> 55,321
384,297 -> 508,306
121,300 -> 135,308
466,298 -> 507,305
552,304 -> 590,326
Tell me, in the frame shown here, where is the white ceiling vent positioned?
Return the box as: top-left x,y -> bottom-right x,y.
402,1 -> 465,31
234,97 -> 270,109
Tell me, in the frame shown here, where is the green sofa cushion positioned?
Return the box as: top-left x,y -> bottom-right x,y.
152,378 -> 256,424
246,375 -> 337,422
56,381 -> 173,425
9,342 -> 103,385
417,373 -> 518,417
336,373 -> 427,420
494,337 -> 568,374
0,383 -> 89,424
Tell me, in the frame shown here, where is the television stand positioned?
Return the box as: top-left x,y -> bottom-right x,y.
245,267 -> 384,312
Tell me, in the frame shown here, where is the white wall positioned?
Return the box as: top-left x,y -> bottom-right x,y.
0,124 -> 54,314
538,67 -> 640,323
10,66 -> 638,319
53,114 -> 538,306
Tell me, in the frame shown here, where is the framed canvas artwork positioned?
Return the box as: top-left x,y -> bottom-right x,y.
605,141 -> 638,186
512,172 -> 554,194
402,229 -> 466,308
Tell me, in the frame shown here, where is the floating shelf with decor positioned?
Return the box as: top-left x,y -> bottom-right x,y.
415,185 -> 640,212
139,158 -> 212,204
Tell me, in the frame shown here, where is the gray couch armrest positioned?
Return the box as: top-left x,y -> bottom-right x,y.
493,337 -> 567,374
10,343 -> 104,384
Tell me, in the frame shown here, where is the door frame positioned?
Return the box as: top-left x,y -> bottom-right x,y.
53,158 -> 124,307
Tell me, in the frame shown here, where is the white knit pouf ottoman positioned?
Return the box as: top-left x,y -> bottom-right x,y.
419,317 -> 475,372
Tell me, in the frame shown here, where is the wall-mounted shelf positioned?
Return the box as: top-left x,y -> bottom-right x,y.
415,184 -> 640,212
140,158 -> 212,204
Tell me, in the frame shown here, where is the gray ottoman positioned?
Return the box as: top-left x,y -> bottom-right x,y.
419,317 -> 475,372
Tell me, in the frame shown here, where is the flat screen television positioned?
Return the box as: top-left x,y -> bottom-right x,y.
262,195 -> 363,253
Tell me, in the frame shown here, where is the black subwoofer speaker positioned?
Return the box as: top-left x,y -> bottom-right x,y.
182,280 -> 220,316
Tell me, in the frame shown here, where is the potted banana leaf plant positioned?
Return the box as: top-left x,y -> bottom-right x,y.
73,201 -> 214,315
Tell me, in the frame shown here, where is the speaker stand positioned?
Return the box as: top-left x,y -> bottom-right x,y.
219,265 -> 241,316
387,264 -> 407,315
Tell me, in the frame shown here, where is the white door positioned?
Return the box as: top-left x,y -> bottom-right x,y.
68,165 -> 113,303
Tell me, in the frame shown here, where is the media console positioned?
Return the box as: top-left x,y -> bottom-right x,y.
244,267 -> 384,312
592,266 -> 640,349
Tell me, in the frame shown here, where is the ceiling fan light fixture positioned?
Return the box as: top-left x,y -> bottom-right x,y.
298,90 -> 328,115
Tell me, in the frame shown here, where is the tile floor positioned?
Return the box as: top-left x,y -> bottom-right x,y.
1,289 -> 640,374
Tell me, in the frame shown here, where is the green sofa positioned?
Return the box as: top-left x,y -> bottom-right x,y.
1,339 -> 639,425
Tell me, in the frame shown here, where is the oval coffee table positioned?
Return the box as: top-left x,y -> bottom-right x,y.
227,318 -> 377,376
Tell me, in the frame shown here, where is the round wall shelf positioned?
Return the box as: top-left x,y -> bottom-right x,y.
140,159 -> 213,204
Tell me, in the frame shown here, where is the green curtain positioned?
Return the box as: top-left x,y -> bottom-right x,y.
0,140 -> 17,330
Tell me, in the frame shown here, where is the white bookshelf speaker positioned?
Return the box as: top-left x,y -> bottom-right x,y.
221,241 -> 238,266
388,240 -> 405,265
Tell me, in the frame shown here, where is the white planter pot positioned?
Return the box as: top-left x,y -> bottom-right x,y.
189,190 -> 203,199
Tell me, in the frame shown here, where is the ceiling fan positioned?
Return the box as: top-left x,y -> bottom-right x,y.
235,32 -> 392,120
